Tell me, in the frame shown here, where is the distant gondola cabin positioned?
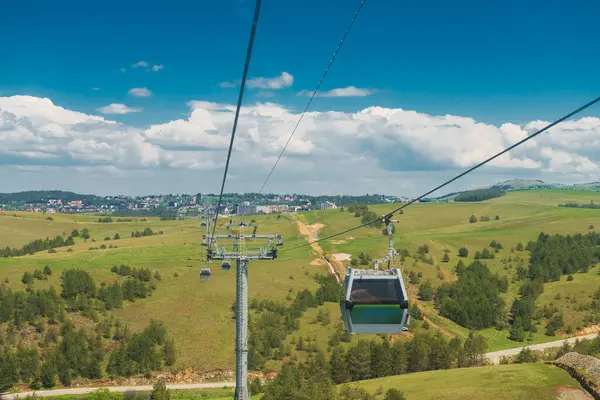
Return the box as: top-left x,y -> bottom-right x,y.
200,268 -> 212,279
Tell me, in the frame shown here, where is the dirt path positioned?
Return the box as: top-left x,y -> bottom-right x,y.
294,216 -> 341,282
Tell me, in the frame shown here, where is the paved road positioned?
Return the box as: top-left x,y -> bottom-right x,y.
0,382 -> 235,399
485,333 -> 599,364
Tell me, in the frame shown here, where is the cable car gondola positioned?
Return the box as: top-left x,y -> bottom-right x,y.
221,260 -> 232,271
200,268 -> 212,279
340,267 -> 409,334
340,217 -> 410,334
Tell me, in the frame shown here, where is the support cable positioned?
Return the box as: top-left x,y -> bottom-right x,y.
211,0 -> 262,240
257,0 -> 367,194
282,96 -> 600,253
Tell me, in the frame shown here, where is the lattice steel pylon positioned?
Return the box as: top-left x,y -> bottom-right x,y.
372,216 -> 400,271
202,218 -> 282,400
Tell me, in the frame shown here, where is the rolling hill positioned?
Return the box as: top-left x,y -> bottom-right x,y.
1,189 -> 600,389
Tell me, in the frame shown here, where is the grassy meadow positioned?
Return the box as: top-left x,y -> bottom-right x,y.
302,190 -> 600,349
343,363 -> 583,400
0,211 -> 327,370
2,189 -> 600,372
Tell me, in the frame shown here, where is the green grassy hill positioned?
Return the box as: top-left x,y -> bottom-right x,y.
2,189 -> 600,374
346,363 -> 584,400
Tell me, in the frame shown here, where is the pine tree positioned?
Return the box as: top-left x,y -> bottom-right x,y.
338,385 -> 373,400
384,388 -> 406,400
442,252 -> 450,263
16,346 -> 41,383
164,339 -> 176,366
58,367 -> 73,387
150,380 -> 171,400
510,317 -> 525,342
296,337 -> 305,351
390,340 -> 407,375
377,337 -> 393,377
41,363 -> 56,389
329,346 -> 349,384
346,340 -> 372,381
0,349 -> 18,392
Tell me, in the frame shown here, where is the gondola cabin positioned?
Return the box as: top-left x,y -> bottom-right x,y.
200,268 -> 212,279
340,268 -> 410,334
221,260 -> 232,271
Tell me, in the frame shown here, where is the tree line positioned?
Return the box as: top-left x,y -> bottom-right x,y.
130,228 -> 164,237
248,274 -> 342,370
259,330 -> 488,400
455,188 -> 505,202
560,202 -> 600,209
346,204 -> 384,229
1,235 -> 76,257
506,232 -> 600,341
0,267 -> 159,329
528,232 -> 600,282
0,319 -> 174,391
434,260 -> 508,329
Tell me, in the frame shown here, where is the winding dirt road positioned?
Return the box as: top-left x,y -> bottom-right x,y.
294,216 -> 341,282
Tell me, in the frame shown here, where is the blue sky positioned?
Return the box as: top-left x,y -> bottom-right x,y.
1,0 -> 599,196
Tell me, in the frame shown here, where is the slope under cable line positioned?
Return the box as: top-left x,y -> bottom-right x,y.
281,95 -> 600,253
211,0 -> 262,240
257,0 -> 367,194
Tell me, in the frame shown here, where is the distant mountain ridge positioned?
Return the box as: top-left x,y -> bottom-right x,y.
491,179 -> 600,192
428,179 -> 600,201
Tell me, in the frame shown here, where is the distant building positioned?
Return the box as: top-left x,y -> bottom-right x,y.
319,201 -> 338,210
237,205 -> 258,216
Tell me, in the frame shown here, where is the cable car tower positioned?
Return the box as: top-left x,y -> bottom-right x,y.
202,218 -> 282,400
340,215 -> 410,334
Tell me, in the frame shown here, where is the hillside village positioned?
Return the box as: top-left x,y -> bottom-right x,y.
0,191 -> 408,217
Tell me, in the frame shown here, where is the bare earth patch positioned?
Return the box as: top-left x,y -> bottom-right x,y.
573,324 -> 600,336
555,387 -> 593,400
310,258 -> 326,266
332,253 -> 352,262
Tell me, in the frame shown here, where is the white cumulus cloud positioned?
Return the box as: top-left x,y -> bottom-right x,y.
128,87 -> 153,97
298,86 -> 376,98
219,81 -> 237,88
2,94 -> 600,196
151,64 -> 164,72
247,72 -> 293,90
97,103 -> 143,115
132,61 -> 149,68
